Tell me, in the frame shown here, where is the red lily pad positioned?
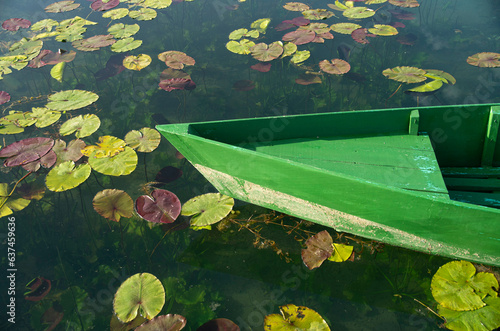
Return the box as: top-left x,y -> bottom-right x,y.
29,49 -> 77,68
135,314 -> 186,331
392,21 -> 406,28
159,78 -> 196,91
233,80 -> 255,91
135,189 -> 182,224
22,150 -> 57,172
282,29 -> 316,45
91,0 -> 120,11
197,318 -> 240,331
159,68 -> 191,80
2,18 -> 31,31
158,51 -> 195,69
73,35 -> 116,51
0,91 -> 10,105
52,139 -> 85,164
24,277 -> 51,301
467,52 -> 500,68
295,73 -> 322,85
250,42 -> 283,62
251,62 -> 271,72
351,28 -> 376,44
319,59 -> 351,75
301,230 -> 333,270
0,137 -> 54,167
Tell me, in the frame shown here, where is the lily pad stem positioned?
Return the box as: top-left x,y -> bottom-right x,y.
0,171 -> 32,210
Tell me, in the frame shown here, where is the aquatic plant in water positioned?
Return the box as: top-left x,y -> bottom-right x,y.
264,304 -> 330,330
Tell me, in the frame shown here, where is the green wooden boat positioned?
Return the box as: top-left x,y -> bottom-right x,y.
157,104 -> 500,267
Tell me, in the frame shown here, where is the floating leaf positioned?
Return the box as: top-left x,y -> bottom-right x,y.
298,23 -> 330,34
330,22 -> 362,34
50,62 -> 65,82
88,147 -> 138,176
290,50 -> 310,64
281,42 -> 297,57
368,24 -> 398,36
351,28 -> 376,44
113,273 -> 165,323
389,0 -> 419,7
52,139 -> 85,165
158,51 -> 195,69
31,19 -> 59,32
111,37 -> 143,52
181,193 -> 234,227
22,150 -> 57,172
264,304 -> 331,331
226,39 -> 255,55
124,127 -> 161,152
45,1 -> 80,13
328,243 -> 354,262
438,296 -> 500,331
135,189 -> 181,223
302,9 -> 334,20
282,29 -> 316,45
141,0 -> 173,9
45,161 -> 91,192
382,66 -> 426,83
0,91 -> 11,105
431,260 -> 498,311
9,39 -> 43,61
72,35 -> 116,51
0,111 -> 25,134
301,230 -> 333,270
250,18 -> 271,34
319,59 -> 350,75
424,69 -> 456,84
103,8 -> 130,20
0,183 -> 31,218
283,2 -> 309,11
135,314 -> 186,331
93,189 -> 134,222
123,54 -> 152,71
82,135 -> 126,158
2,18 -> 31,31
91,0 -> 120,11
60,114 -> 101,138
250,42 -> 283,62
197,318 -> 239,331
0,137 -> 54,167
295,73 -> 321,85
46,89 -> 99,111
108,23 -> 140,39
467,52 -> 500,68
343,7 -> 375,19
405,80 -> 443,95
18,107 -> 61,128
129,8 -> 157,20
228,28 -> 259,40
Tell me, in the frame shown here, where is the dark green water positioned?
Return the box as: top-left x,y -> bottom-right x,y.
1,0 -> 499,330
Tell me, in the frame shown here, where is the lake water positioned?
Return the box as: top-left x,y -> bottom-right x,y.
1,0 -> 499,330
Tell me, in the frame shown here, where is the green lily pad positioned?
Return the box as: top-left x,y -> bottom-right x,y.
343,6 -> 375,19
141,0 -> 173,9
9,39 -> 43,61
290,50 -> 310,64
467,52 -> 500,68
88,146 -> 138,176
250,42 -> 283,62
59,114 -> 101,138
0,183 -> 31,218
123,54 -> 152,71
72,35 -> 116,52
102,8 -> 130,20
108,23 -> 140,39
328,243 -> 354,262
0,111 -> 26,134
31,19 -> 59,32
405,80 -> 443,95
424,69 -> 456,85
93,189 -> 134,222
135,314 -> 186,331
129,8 -> 157,21
368,24 -> 398,36
45,161 -> 91,192
282,42 -> 297,57
330,22 -> 362,34
111,37 -> 143,53
46,89 -> 99,111
302,9 -> 334,20
45,1 -> 80,13
113,273 -> 165,323
283,2 -> 310,11
229,28 -> 259,40
52,139 -> 85,165
124,127 -> 161,152
18,107 -> 61,128
319,59 -> 350,74
431,260 -> 498,311
264,304 -> 331,331
181,193 -> 234,227
298,23 -> 330,34
250,18 -> 271,34
438,296 -> 500,331
50,62 -> 65,82
382,66 -> 426,83
226,39 -> 255,55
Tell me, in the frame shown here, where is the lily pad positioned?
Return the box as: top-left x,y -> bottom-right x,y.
320,59 -> 350,75
135,314 -> 186,331
181,193 -> 234,227
283,2 -> 309,11
22,150 -> 57,172
45,1 -> 80,13
103,8 -> 130,20
46,89 -> 99,111
424,69 -> 456,84
197,318 -> 239,331
2,18 -> 31,31
250,18 -> 271,34
368,24 -> 398,36
389,0 -> 420,7
159,78 -> 196,91
18,107 -> 61,128
81,135 -> 125,158
0,91 -> 11,105
31,19 -> 59,32
123,54 -> 152,71
72,35 -> 116,51
0,183 -> 31,218
298,23 -> 330,34
45,161 -> 91,192
0,111 -> 26,134
302,9 -> 334,20
135,189 -> 181,223
59,114 -> 101,138
91,0 -> 120,11
282,42 -> 297,57
405,80 -> 443,95
330,22 -> 362,34
88,146 -> 138,176
9,39 -> 43,61
129,8 -> 157,21
382,66 -> 426,83
328,243 -> 354,262
111,37 -> 143,53
108,23 -> 140,39
226,39 -> 255,55
352,28 -> 376,44
124,127 -> 161,152
282,29 -> 316,45
50,62 -> 65,82
467,52 -> 500,68
52,139 -> 85,165
264,304 -> 330,331
431,260 -> 498,311
0,137 -> 54,167
229,28 -> 259,40
158,51 -> 195,69
290,50 -> 310,64
113,273 -> 165,323
93,189 -> 134,222
343,7 -> 375,19
250,42 -> 283,62
438,296 -> 500,331
301,230 -> 333,270
141,0 -> 173,9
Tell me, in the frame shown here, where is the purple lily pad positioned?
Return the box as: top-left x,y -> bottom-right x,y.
0,137 -> 54,167
159,78 -> 196,92
197,318 -> 240,331
2,18 -> 31,31
282,29 -> 316,45
73,35 -> 116,51
301,230 -> 333,270
135,189 -> 181,224
91,0 -> 120,11
155,166 -> 183,184
251,62 -> 271,72
22,150 -> 57,172
0,91 -> 11,105
29,49 -> 76,68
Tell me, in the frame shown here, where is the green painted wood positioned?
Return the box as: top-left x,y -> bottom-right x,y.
157,104 -> 500,266
444,177 -> 500,191
409,109 -> 420,135
481,106 -> 500,167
